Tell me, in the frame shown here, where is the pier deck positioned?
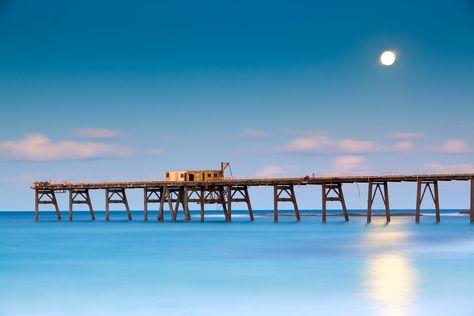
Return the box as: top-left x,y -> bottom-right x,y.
32,173 -> 474,223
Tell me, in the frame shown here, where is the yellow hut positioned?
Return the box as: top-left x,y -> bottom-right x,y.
165,163 -> 230,182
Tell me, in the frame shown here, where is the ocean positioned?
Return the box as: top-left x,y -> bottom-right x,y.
1,210 -> 473,316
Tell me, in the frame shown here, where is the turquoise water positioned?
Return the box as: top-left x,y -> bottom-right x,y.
1,210 -> 473,316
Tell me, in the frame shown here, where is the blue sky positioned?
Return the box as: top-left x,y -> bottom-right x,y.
0,0 -> 473,210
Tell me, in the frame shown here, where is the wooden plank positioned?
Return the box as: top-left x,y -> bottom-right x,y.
31,172 -> 474,192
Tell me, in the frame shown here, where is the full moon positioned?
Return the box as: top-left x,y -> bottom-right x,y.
380,51 -> 396,66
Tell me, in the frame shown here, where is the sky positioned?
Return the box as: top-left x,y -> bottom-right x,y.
0,0 -> 473,211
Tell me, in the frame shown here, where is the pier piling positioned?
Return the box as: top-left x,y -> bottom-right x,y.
225,185 -> 254,222
367,181 -> 390,223
35,189 -> 61,221
415,179 -> 440,223
144,187 -> 162,222
68,189 -> 95,221
322,183 -> 348,223
470,177 -> 474,224
200,187 -> 205,222
273,184 -> 300,223
105,188 -> 132,221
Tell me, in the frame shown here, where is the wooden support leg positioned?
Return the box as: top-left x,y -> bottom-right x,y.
183,187 -> 191,221
367,181 -> 373,223
434,181 -> 440,223
416,180 -> 439,223
244,186 -> 254,221
415,179 -> 422,223
290,185 -> 300,221
34,189 -> 39,221
218,186 -> 228,221
200,187 -> 205,222
322,183 -> 348,222
52,192 -> 61,220
273,185 -> 299,222
226,185 -> 232,223
383,182 -> 390,222
470,178 -> 474,224
85,190 -> 95,221
322,184 -> 327,223
158,188 -> 166,222
338,184 -> 349,222
34,189 -> 62,221
105,188 -> 131,221
68,189 -> 94,221
168,188 -> 177,221
367,182 -> 390,223
273,185 -> 278,223
174,190 -> 181,220
105,188 -> 110,221
69,190 -> 73,221
144,188 -> 148,222
122,189 -> 132,221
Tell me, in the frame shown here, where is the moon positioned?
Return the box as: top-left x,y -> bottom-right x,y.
380,51 -> 396,66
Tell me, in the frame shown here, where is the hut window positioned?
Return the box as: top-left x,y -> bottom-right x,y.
214,174 -> 218,178
180,174 -> 184,178
208,173 -> 211,177
166,172 -> 169,178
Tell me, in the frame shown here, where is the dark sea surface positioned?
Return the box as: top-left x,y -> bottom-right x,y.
1,210 -> 473,316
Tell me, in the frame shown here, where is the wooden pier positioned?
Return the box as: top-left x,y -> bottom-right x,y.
32,173 -> 474,223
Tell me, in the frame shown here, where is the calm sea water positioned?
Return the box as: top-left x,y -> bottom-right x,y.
1,210 -> 473,316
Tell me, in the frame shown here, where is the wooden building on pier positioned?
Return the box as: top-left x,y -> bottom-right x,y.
165,163 -> 229,182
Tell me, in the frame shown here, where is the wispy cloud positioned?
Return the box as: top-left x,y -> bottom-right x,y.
76,128 -> 122,139
332,155 -> 367,172
255,165 -> 298,178
427,140 -> 471,154
389,132 -> 424,140
280,134 -> 385,154
393,141 -> 414,151
423,163 -> 474,172
242,129 -> 268,138
147,149 -> 165,156
0,134 -> 132,162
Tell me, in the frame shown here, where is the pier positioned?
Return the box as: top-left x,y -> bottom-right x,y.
33,173 -> 474,223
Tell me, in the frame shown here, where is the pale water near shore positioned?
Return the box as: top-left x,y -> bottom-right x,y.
1,210 -> 473,316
